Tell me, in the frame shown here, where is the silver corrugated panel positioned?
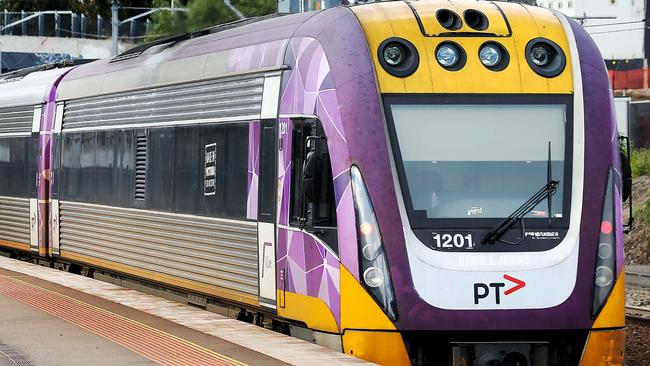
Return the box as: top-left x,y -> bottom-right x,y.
62,74 -> 265,130
58,201 -> 259,296
0,196 -> 30,245
0,106 -> 33,134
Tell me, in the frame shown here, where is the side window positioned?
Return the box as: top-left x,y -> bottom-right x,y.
289,119 -> 338,252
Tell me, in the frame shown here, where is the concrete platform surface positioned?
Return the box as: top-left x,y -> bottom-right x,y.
0,256 -> 371,366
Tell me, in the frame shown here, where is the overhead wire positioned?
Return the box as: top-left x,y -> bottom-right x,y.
583,19 -> 648,28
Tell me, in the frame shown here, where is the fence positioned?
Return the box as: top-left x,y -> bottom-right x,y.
0,10 -> 149,40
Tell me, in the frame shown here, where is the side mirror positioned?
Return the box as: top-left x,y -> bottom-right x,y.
621,150 -> 632,203
302,151 -> 316,202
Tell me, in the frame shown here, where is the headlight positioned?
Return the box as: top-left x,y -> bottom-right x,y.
437,44 -> 459,66
479,42 -> 509,71
595,266 -> 614,287
383,43 -> 405,66
363,267 -> 385,288
378,38 -> 419,77
530,45 -> 550,66
350,165 -> 398,320
480,45 -> 500,66
436,42 -> 466,71
592,167 -> 619,318
525,38 -> 566,78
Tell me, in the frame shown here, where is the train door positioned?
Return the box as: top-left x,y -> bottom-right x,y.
276,118 -> 338,320
258,119 -> 278,308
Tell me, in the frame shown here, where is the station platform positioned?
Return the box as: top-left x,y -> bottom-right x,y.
0,256 -> 369,366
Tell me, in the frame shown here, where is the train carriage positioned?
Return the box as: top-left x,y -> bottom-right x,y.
0,66 -> 71,256
0,1 -> 628,365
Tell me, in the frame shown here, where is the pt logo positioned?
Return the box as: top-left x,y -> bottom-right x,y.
473,275 -> 526,305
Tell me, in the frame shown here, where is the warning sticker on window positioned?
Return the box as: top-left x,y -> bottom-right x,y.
204,143 -> 216,196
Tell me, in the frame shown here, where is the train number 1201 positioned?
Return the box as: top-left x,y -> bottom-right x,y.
433,232 -> 475,250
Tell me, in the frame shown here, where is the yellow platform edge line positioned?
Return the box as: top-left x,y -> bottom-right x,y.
0,273 -> 248,366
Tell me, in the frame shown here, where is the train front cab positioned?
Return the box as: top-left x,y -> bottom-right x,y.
306,1 -> 628,365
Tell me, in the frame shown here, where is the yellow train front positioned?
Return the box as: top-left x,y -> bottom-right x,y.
0,1 -> 627,365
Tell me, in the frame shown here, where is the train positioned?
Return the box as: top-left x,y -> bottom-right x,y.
0,1 -> 630,365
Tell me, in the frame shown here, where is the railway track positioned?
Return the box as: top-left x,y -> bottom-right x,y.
626,266 -> 650,324
626,267 -> 650,289
626,306 -> 650,323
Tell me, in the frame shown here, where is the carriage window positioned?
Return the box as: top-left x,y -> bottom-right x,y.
289,119 -> 337,235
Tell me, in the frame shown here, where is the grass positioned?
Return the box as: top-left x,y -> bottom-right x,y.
631,148 -> 650,177
632,195 -> 650,223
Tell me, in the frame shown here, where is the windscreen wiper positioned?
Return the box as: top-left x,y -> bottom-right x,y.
481,180 -> 559,244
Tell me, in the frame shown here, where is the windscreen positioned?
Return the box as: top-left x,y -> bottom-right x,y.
391,104 -> 567,220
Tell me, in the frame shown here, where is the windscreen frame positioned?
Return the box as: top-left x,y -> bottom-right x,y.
383,93 -> 574,230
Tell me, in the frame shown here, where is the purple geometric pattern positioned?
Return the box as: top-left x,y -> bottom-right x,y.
223,36 -> 352,329
226,39 -> 289,72
274,38 -> 364,329
247,121 -> 260,220
276,228 -> 341,325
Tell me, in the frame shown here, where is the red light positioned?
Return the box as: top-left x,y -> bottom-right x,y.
600,221 -> 613,234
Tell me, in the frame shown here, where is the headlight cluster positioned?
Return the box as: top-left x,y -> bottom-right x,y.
350,166 -> 397,320
378,35 -> 566,77
592,167 -> 618,318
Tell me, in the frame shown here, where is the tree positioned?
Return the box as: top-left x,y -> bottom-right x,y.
146,0 -> 276,40
147,0 -> 189,39
229,0 -> 275,17
186,0 -> 237,30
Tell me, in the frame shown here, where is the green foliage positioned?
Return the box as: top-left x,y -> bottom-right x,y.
633,195 -> 650,223
0,0 -> 151,20
147,0 -> 189,40
230,0 -> 276,17
147,0 -> 275,41
186,0 -> 236,30
630,148 -> 650,177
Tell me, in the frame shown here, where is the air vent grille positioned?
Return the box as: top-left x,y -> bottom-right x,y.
135,135 -> 148,201
62,74 -> 265,131
0,106 -> 34,134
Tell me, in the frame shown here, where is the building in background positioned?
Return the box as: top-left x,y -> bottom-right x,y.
537,0 -> 650,90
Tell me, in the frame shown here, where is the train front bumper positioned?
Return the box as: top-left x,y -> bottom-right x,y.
578,328 -> 625,366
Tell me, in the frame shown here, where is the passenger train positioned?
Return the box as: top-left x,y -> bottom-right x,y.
0,1 -> 629,365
